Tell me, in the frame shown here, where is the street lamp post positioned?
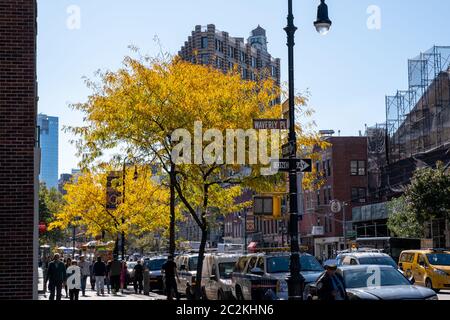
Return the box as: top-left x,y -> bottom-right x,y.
284,0 -> 332,300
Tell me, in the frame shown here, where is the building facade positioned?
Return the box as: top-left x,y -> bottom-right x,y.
300,136 -> 368,260
0,0 -> 38,300
179,24 -> 280,87
38,114 -> 59,189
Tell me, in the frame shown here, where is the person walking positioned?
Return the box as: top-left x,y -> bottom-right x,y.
133,260 -> 144,294
161,256 -> 180,300
93,256 -> 107,296
89,258 -> 96,291
47,253 -> 67,301
42,256 -> 50,296
120,261 -> 127,294
66,260 -> 81,301
143,265 -> 150,296
105,260 -> 112,294
109,257 -> 122,295
78,255 -> 90,297
317,264 -> 348,301
63,257 -> 72,298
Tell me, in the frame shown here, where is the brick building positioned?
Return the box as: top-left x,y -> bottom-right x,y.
300,136 -> 368,260
0,0 -> 38,299
179,24 -> 280,87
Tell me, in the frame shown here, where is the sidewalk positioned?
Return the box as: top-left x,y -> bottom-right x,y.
38,289 -> 167,301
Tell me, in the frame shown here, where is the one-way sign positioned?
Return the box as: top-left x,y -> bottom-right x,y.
271,159 -> 312,172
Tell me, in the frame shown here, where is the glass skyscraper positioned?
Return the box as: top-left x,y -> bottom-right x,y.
38,114 -> 59,189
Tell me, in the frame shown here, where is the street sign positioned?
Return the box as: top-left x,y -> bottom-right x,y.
330,200 -> 342,213
271,159 -> 312,172
253,119 -> 288,130
246,216 -> 256,233
282,141 -> 296,158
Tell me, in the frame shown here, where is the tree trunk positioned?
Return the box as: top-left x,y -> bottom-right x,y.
169,163 -> 176,256
195,224 -> 208,300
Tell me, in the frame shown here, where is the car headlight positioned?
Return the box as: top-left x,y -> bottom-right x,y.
277,280 -> 288,292
435,269 -> 447,276
426,295 -> 439,301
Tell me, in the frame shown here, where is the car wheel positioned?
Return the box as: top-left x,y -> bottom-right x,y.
236,286 -> 244,301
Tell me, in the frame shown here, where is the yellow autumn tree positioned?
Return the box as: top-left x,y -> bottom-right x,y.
68,52 -> 328,298
49,165 -> 171,240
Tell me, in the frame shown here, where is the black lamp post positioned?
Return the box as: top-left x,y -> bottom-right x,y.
284,0 -> 332,300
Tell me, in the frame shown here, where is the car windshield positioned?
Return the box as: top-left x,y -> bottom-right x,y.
219,262 -> 235,279
149,259 -> 166,271
427,253 -> 450,266
358,256 -> 397,268
267,255 -> 323,273
344,267 -> 410,289
189,257 -> 198,271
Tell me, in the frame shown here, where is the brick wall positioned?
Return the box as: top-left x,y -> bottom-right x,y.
0,0 -> 37,300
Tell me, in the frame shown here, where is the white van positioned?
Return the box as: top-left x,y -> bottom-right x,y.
201,254 -> 240,300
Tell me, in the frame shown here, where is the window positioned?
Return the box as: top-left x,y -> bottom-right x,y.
247,257 -> 258,271
317,190 -> 321,206
201,37 -> 208,49
327,187 -> 332,203
201,54 -> 209,65
251,56 -> 257,68
327,159 -> 331,176
351,187 -> 367,203
271,66 -> 277,77
316,162 -> 320,174
323,188 -> 328,205
215,39 -> 223,52
351,160 -> 366,176
240,51 -> 245,63
256,257 -> 265,271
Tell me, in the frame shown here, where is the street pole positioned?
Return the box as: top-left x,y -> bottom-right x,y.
285,0 -> 305,300
72,225 -> 76,259
122,162 -> 126,261
244,210 -> 248,254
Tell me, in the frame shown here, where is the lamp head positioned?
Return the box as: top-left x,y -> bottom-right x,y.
314,0 -> 332,35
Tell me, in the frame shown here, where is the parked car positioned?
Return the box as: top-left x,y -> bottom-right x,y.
304,265 -> 438,300
144,256 -> 167,291
175,253 -> 198,298
399,249 -> 450,292
231,253 -> 324,300
201,253 -> 240,300
339,252 -> 400,272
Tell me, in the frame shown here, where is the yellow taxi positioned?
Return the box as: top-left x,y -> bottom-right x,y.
398,249 -> 450,292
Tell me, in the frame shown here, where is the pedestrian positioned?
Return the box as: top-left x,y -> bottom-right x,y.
78,255 -> 90,297
109,257 -> 122,295
105,260 -> 111,294
42,256 -> 50,296
47,253 -> 67,301
120,261 -> 127,294
66,260 -> 81,301
133,260 -> 144,294
143,265 -> 150,296
93,256 -> 107,296
317,264 -> 348,301
161,256 -> 180,300
89,258 -> 96,291
63,257 -> 72,298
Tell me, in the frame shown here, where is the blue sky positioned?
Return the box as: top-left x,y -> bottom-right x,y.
37,0 -> 450,175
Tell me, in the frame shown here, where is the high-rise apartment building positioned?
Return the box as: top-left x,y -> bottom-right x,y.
179,24 -> 280,87
38,114 -> 59,189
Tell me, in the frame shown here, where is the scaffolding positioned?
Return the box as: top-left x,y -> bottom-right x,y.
386,46 -> 450,164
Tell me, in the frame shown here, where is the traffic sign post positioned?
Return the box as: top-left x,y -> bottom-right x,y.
271,158 -> 312,173
253,119 -> 288,130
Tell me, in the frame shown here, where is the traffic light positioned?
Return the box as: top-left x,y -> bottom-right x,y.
273,196 -> 282,219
